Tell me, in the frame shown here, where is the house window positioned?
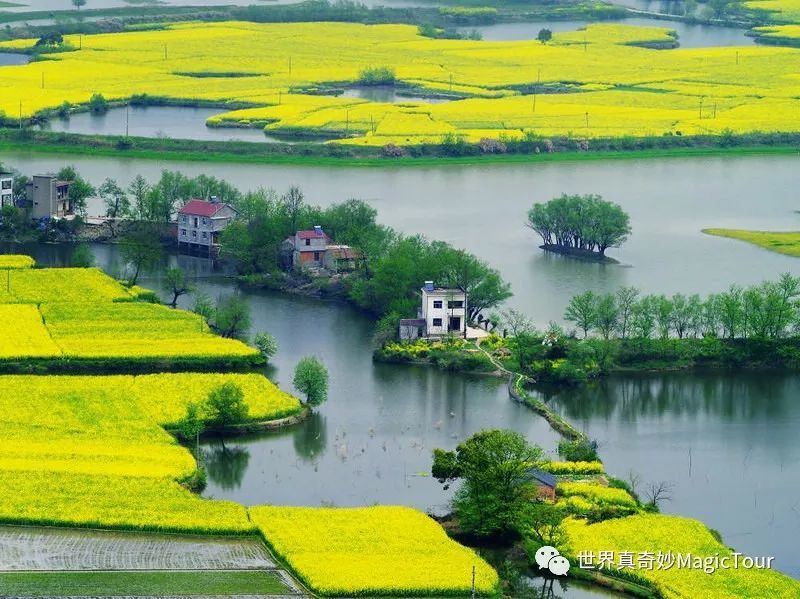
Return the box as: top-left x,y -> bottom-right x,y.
193,217 -> 198,227
305,238 -> 311,246
448,300 -> 464,309
313,251 -> 320,261
432,318 -> 443,327
180,215 -> 186,224
180,229 -> 187,237
202,217 -> 208,225
191,230 -> 197,238
433,300 -> 443,309
1,180 -> 10,190
202,231 -> 208,239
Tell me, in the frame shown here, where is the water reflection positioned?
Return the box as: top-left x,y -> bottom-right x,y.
292,412 -> 328,463
203,444 -> 251,491
549,372 -> 800,578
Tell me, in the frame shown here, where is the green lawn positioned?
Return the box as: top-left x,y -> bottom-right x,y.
703,228 -> 800,257
0,570 -> 290,596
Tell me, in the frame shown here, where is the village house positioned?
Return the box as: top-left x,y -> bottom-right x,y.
25,175 -> 72,219
0,172 -> 13,208
177,197 -> 238,251
323,244 -> 360,273
523,468 -> 557,502
399,281 -> 467,340
285,226 -> 331,269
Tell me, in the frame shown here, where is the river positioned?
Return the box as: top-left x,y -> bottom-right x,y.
6,238 -> 799,583
2,151 -> 799,330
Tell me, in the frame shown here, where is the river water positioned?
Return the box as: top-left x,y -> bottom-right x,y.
2,152 -> 799,329
7,232 -> 800,582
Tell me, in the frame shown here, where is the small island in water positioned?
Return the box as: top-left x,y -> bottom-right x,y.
527,193 -> 631,263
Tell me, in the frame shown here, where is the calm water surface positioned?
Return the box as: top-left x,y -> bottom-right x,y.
12,241 -> 800,581
38,106 -> 299,144
472,17 -> 752,48
3,153 -> 798,328
548,373 -> 800,578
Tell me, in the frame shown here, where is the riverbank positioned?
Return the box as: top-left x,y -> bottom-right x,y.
703,227 -> 800,256
1,130 -> 799,168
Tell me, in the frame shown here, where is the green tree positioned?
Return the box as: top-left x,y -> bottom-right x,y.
615,286 -> 639,339
164,267 -> 194,308
253,331 -> 278,360
88,93 -> 108,114
204,382 -> 248,429
127,175 -> 151,220
178,401 -> 205,456
564,290 -> 597,338
654,295 -> 673,339
594,293 -> 618,340
70,244 -> 94,267
57,166 -> 95,217
213,294 -> 251,339
537,28 -> 552,44
98,178 -> 129,237
72,0 -> 87,9
432,429 -> 545,537
118,223 -> 163,285
293,356 -> 329,406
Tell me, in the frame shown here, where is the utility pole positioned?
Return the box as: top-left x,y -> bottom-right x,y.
471,565 -> 476,599
164,44 -> 168,60
585,111 -> 589,128
736,50 -> 739,65
125,104 -> 130,137
79,34 -> 82,50
18,101 -> 22,130
289,56 -> 292,75
345,109 -> 350,136
699,96 -> 704,119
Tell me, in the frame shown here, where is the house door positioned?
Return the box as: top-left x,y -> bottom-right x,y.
449,316 -> 461,332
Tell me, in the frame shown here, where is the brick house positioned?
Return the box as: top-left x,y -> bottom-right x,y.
177,198 -> 238,250
523,468 -> 557,502
285,226 -> 332,269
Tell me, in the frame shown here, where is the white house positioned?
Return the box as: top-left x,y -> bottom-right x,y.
400,281 -> 467,339
177,198 -> 238,250
0,173 -> 13,208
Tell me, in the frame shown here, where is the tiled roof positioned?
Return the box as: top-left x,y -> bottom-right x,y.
297,229 -> 329,239
524,468 -> 557,489
179,199 -> 225,217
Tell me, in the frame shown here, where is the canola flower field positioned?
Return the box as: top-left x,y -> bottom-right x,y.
565,514 -> 800,598
1,22 -> 799,145
0,266 -> 259,363
250,506 -> 499,596
747,0 -> 800,24
0,372 -> 300,533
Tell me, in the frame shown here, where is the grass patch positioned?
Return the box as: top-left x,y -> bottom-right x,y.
703,228 -> 800,256
0,570 -> 289,596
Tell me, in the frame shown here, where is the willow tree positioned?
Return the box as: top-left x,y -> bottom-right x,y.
527,194 -> 631,257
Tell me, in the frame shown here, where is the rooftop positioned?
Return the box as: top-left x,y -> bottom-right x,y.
179,199 -> 227,217
523,468 -> 557,489
296,228 -> 329,240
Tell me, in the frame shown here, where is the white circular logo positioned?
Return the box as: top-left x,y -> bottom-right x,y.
534,545 -> 571,575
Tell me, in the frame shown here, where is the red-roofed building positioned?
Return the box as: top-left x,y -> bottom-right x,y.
177,198 -> 238,249
284,225 -> 332,269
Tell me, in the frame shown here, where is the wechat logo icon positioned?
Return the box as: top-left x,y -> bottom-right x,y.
535,546 -> 570,576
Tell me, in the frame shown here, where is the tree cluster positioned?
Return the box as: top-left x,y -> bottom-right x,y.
527,193 -> 631,257
564,274 -> 800,340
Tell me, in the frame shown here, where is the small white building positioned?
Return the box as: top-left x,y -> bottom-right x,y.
0,172 -> 13,208
400,281 -> 467,339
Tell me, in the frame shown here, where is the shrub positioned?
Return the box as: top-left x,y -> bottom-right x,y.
293,356 -> 328,406
253,331 -> 278,360
89,93 -> 109,114
358,66 -> 395,86
558,438 -> 599,462
204,382 -> 248,428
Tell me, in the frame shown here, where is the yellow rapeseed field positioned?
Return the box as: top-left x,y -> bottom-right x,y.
250,505 -> 500,596
704,227 -> 800,256
0,304 -> 61,359
0,373 -> 299,532
1,22 -> 799,143
0,254 -> 35,269
565,515 -> 800,598
0,267 -> 259,362
747,0 -> 800,23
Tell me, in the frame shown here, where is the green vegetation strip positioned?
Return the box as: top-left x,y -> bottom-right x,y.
0,570 -> 290,596
1,134 -> 800,168
703,227 -> 800,256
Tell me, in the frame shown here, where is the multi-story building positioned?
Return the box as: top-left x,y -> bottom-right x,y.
399,281 -> 467,339
26,175 -> 72,219
177,198 -> 238,250
0,173 -> 13,208
286,226 -> 332,269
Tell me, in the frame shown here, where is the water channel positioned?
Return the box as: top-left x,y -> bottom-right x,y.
2,152 -> 799,329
